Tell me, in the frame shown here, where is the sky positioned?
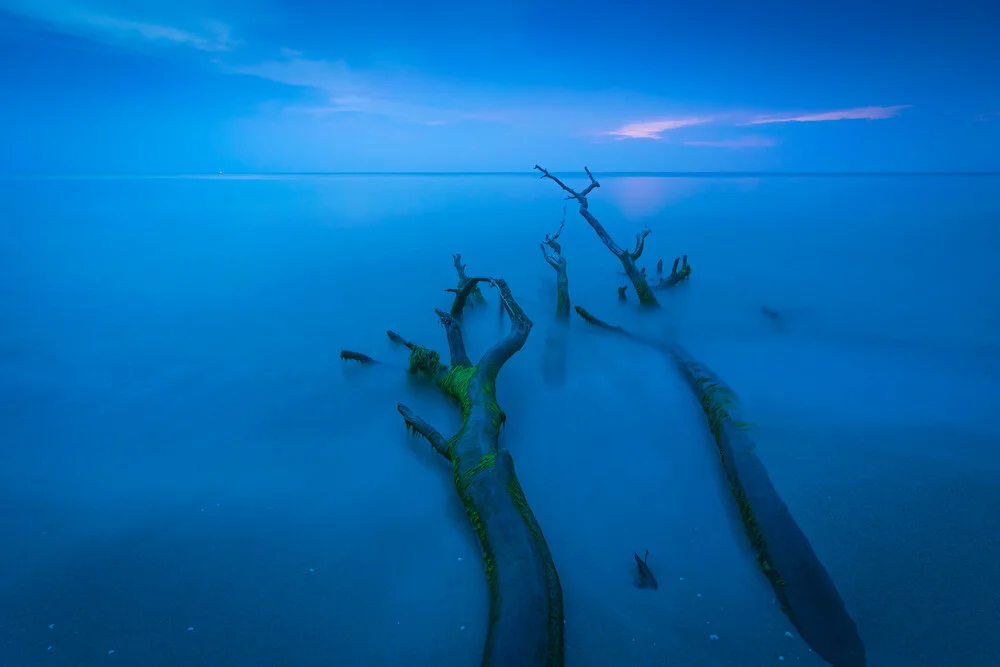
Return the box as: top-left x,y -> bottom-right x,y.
0,0 -> 998,173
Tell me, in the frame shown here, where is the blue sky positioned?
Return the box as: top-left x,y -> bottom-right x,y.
0,0 -> 997,172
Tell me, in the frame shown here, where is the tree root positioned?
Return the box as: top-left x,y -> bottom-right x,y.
343,271 -> 564,667
572,305 -> 866,667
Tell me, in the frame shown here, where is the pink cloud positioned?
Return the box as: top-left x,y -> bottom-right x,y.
743,105 -> 910,125
605,117 -> 712,140
684,136 -> 775,148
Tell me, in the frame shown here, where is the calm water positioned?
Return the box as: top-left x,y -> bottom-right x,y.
1,173 -> 998,666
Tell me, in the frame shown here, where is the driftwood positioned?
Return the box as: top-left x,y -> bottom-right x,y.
572,305 -> 866,667
534,165 -> 661,307
540,207 -> 571,386
341,270 -> 564,667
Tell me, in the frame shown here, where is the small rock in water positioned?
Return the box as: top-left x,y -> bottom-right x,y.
708,634 -> 719,640
785,631 -> 793,638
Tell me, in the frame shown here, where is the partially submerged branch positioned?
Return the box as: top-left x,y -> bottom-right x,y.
540,206 -> 571,321
343,266 -> 564,667
453,253 -> 487,307
571,305 -> 866,667
534,165 -> 660,308
540,207 -> 572,386
339,350 -> 378,364
652,255 -> 692,290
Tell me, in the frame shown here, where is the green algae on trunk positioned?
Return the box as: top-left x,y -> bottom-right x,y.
573,305 -> 866,667
343,276 -> 564,667
535,165 -> 660,308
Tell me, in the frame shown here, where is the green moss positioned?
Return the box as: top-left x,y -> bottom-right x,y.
507,470 -> 564,666
439,364 -> 476,416
635,281 -> 657,307
693,373 -> 781,587
463,452 -> 497,488
407,345 -> 443,379
433,363 -> 504,598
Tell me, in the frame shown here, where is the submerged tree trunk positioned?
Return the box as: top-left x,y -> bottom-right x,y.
342,275 -> 564,667
573,305 -> 866,667
540,207 -> 571,386
534,165 -> 661,308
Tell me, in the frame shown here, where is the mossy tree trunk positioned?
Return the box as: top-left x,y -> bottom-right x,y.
342,275 -> 564,667
572,305 -> 866,667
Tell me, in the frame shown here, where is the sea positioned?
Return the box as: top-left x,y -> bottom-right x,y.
1,172 -> 998,666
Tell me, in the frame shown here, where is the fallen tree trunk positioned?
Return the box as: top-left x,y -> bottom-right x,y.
534,165 -> 660,308
540,207 -> 571,386
342,276 -> 564,667
573,305 -> 866,667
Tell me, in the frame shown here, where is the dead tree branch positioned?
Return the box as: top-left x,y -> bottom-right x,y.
534,164 -> 659,307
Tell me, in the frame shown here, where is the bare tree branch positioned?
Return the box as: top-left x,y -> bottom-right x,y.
535,164 -> 659,307
539,206 -> 571,323
453,253 -> 486,307
652,254 -> 692,290
398,403 -> 450,458
478,278 -> 533,380
435,308 -> 472,367
339,350 -> 378,364
533,165 -> 600,202
630,228 -> 652,261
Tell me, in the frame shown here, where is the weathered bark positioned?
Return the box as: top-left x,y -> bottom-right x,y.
534,165 -> 660,307
539,207 -> 571,322
652,255 -> 692,290
540,207 -> 571,387
454,253 -> 487,306
573,305 -> 866,667
341,276 -> 564,667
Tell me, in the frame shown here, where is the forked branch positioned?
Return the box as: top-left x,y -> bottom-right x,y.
535,164 -> 660,307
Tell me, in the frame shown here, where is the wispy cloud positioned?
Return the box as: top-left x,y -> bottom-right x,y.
230,57 -> 355,92
604,117 -> 712,140
684,136 -> 775,148
0,0 -> 238,52
975,111 -> 1000,122
85,16 -> 237,51
742,105 -> 910,125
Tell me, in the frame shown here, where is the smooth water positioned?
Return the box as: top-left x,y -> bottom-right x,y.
1,173 -> 998,666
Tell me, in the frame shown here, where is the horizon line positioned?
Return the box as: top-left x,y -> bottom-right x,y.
2,170 -> 999,178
